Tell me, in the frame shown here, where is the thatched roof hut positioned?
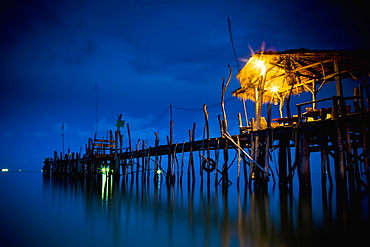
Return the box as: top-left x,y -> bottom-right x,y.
232,49 -> 370,105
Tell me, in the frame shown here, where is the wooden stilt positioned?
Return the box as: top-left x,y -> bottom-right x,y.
264,103 -> 272,182
154,132 -> 159,181
188,124 -> 196,184
236,134 -> 241,187
180,140 -> 185,183
203,105 -> 211,186
320,133 -> 328,181
298,130 -> 311,189
278,138 -> 288,184
332,96 -> 345,181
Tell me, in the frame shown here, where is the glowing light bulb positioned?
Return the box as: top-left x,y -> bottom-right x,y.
270,86 -> 279,93
253,59 -> 266,75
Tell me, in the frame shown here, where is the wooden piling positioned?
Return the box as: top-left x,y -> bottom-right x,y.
136,139 -> 140,181
332,96 -> 345,181
264,103 -> 272,182
298,130 -> 311,189
203,104 -> 211,186
188,123 -> 196,184
154,132 -> 159,181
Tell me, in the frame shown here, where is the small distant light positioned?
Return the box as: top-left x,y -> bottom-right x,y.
156,170 -> 162,174
2,169 -> 9,172
18,169 -> 23,172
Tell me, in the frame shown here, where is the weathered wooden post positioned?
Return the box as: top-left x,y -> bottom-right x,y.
136,139 -> 141,181
113,114 -> 123,177
154,132 -> 159,182
167,104 -> 174,182
203,104 -> 211,185
263,103 -> 272,182
219,66 -> 233,186
298,129 -> 311,189
278,138 -> 288,184
359,85 -> 370,184
126,123 -> 134,178
141,140 -> 146,183
319,132 -> 330,183
180,140 -> 186,183
332,96 -> 345,181
188,124 -> 196,184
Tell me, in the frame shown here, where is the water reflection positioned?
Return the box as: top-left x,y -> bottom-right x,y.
43,174 -> 370,247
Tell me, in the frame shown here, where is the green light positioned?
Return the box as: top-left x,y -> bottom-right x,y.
156,170 -> 162,174
18,169 -> 23,172
2,169 -> 9,172
101,167 -> 110,173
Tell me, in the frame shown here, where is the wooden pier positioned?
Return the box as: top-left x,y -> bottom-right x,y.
43,49 -> 370,190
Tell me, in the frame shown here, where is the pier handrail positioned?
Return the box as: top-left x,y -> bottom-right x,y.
296,95 -> 362,123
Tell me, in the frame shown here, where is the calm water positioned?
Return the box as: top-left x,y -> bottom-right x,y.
1,171 -> 369,247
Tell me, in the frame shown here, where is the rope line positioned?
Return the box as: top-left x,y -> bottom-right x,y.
131,97 -> 237,134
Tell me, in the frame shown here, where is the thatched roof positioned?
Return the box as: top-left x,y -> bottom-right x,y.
232,49 -> 370,104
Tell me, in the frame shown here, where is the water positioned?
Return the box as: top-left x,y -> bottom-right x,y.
1,171 -> 369,247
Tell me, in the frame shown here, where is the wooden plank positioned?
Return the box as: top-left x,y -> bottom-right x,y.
94,139 -> 117,143
94,143 -> 117,148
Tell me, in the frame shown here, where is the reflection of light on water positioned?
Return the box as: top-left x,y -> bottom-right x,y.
101,173 -> 112,212
156,170 -> 162,195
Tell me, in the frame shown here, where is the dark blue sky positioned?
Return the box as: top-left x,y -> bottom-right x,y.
0,0 -> 368,170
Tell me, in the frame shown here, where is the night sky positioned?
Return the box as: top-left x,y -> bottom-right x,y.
1,0 -> 369,170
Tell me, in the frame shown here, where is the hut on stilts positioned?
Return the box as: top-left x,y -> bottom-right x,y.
233,49 -> 370,188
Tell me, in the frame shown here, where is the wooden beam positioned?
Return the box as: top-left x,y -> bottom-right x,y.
94,143 -> 117,148
94,139 -> 117,143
